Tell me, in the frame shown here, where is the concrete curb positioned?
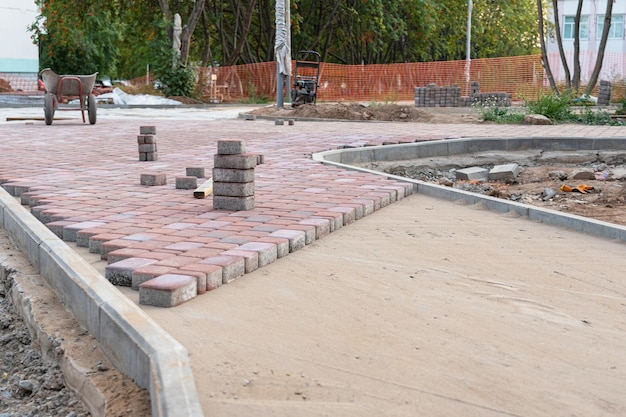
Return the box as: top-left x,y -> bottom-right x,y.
0,187 -> 204,417
313,137 -> 626,242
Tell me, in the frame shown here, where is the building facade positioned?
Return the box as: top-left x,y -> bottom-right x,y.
0,0 -> 39,73
546,0 -> 626,83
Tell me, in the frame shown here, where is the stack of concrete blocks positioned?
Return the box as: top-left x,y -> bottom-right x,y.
212,140 -> 256,211
597,80 -> 612,106
414,83 -> 462,107
137,126 -> 158,161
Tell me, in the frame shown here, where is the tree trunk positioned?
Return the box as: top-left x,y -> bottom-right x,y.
552,0 -> 571,90
224,0 -> 258,66
585,0 -> 613,95
180,0 -> 207,65
538,0 -> 558,93
572,0 -> 583,91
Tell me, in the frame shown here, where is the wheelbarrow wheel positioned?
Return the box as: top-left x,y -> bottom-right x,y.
87,94 -> 97,125
44,93 -> 56,125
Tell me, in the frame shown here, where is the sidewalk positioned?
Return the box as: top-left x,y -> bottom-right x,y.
1,110 -> 626,416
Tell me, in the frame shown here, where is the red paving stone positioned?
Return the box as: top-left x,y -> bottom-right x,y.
3,115 -> 626,305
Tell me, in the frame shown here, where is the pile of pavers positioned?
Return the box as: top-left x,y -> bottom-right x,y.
414,81 -> 511,107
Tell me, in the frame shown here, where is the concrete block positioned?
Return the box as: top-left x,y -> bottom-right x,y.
212,195 -> 255,211
105,257 -> 156,286
139,274 -> 197,308
269,229 -> 306,252
213,154 -> 257,169
176,176 -> 198,190
137,134 -> 156,144
138,143 -> 157,153
456,167 -> 489,181
217,140 -> 246,155
140,173 -> 167,186
146,152 -> 158,161
139,126 -> 156,135
212,168 -> 255,183
200,255 -> 245,284
186,167 -> 205,178
489,163 -> 521,181
275,119 -> 284,125
237,242 -> 278,267
213,181 -> 255,197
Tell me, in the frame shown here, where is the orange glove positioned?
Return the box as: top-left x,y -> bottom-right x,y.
560,184 -> 573,192
575,184 -> 594,193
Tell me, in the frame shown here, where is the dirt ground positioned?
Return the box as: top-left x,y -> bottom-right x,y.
0,229 -> 151,417
251,101 -> 482,123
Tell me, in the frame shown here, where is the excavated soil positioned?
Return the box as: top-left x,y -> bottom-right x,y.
251,102 -> 482,123
0,229 -> 151,417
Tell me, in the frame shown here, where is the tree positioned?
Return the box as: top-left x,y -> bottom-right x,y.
585,0 -> 614,95
537,0 -> 558,93
30,0 -> 121,75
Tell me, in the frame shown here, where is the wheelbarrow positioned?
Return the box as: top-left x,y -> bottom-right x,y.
39,68 -> 98,125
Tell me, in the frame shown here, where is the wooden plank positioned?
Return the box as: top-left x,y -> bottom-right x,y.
193,178 -> 213,199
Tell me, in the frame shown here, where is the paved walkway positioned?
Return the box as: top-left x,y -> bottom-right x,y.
1,108 -> 626,416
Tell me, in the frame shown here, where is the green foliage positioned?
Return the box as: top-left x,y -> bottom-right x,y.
30,1 -> 120,76
474,101 -> 525,124
524,91 -> 573,122
158,63 -> 197,97
569,108 -> 621,125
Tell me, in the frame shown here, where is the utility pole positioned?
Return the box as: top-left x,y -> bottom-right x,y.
465,0 -> 473,94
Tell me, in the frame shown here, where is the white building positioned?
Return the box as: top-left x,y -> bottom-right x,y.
547,0 -> 626,82
0,0 -> 39,73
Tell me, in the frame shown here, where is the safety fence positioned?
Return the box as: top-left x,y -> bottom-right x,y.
4,53 -> 626,103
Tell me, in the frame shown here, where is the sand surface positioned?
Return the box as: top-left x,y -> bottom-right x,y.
129,194 -> 626,417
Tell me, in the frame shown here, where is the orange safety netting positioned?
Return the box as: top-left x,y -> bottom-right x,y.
189,55 -> 547,103
6,53 -> 626,102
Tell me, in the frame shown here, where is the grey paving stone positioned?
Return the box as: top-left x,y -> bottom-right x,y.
456,166 -> 489,181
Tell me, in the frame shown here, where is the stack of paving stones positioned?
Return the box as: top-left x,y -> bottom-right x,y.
137,126 -> 158,161
414,82 -> 509,107
212,139 -> 256,211
597,80 -> 612,106
414,83 -> 462,107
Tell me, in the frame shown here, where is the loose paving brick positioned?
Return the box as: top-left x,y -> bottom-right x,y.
456,166 -> 489,181
139,274 -> 197,307
176,176 -> 198,190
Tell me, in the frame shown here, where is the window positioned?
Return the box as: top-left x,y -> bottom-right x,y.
597,14 -> 624,39
564,15 -> 589,40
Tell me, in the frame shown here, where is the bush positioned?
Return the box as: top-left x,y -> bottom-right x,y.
524,90 -> 573,121
158,64 -> 196,97
474,99 -> 525,124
